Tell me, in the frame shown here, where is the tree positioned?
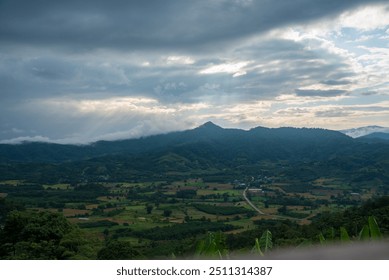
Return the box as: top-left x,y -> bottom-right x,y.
163,209 -> 172,217
97,240 -> 141,260
278,205 -> 287,214
146,204 -> 153,214
0,210 -> 74,259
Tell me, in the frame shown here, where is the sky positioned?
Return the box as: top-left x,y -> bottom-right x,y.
1,0 -> 389,144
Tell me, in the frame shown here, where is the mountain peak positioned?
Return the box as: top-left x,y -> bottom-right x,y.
197,121 -> 223,130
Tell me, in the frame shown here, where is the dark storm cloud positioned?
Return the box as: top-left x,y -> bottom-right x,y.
0,55 -> 84,101
27,57 -> 77,80
0,0 -> 372,104
0,34 -> 358,105
0,0 -> 386,51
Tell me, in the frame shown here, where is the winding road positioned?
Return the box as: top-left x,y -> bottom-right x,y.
242,188 -> 311,222
243,187 -> 264,215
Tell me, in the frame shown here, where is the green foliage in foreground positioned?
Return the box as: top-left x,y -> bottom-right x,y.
367,216 -> 382,239
252,230 -> 273,256
0,210 -> 96,259
195,232 -> 228,259
199,215 -> 381,259
97,240 -> 142,260
319,216 -> 382,245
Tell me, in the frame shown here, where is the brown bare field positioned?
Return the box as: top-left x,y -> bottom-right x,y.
62,208 -> 90,217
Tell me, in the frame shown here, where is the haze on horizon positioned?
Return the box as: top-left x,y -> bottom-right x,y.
1,0 -> 389,144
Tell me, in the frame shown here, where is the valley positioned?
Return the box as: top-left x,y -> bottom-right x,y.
0,123 -> 389,259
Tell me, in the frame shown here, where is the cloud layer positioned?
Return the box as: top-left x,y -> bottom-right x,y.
1,0 -> 389,143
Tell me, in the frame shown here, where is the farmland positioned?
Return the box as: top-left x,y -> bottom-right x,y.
1,165 -> 385,259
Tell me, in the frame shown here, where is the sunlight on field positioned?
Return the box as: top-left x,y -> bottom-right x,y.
43,184 -> 72,190
0,180 -> 24,186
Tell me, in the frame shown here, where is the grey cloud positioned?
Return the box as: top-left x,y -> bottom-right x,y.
0,0 -> 386,51
0,55 -> 80,100
186,38 -> 358,101
314,105 -> 389,118
0,100 -> 83,141
0,96 -> 201,144
1,0 -> 388,143
350,106 -> 389,112
0,34 -> 358,106
27,57 -> 77,80
320,79 -> 352,85
295,89 -> 348,97
360,91 -> 379,96
0,1 -> 363,104
315,109 -> 351,118
234,39 -> 311,59
276,108 -> 310,116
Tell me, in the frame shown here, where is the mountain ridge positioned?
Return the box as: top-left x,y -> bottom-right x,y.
357,132 -> 389,143
0,122 -> 355,163
340,126 -> 389,138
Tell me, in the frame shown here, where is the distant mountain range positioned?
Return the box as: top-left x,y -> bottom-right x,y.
1,122 -> 389,184
0,121 -> 357,163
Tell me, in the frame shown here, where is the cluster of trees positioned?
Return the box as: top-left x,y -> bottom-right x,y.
78,220 -> 119,229
193,204 -> 252,215
0,199 -> 144,260
97,240 -> 142,260
113,221 -> 237,241
0,183 -> 109,209
0,210 -> 90,259
265,196 -> 315,207
176,189 -> 197,199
